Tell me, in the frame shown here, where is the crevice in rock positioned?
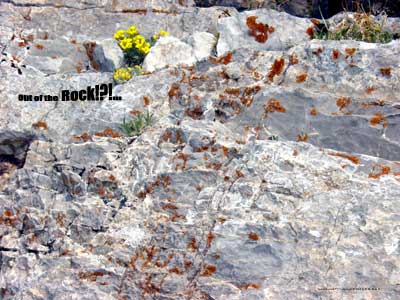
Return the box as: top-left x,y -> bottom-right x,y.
0,131 -> 35,177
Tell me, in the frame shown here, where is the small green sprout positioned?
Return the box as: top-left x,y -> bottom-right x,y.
118,110 -> 155,137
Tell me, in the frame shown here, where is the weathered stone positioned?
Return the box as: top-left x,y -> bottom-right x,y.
1,1 -> 399,299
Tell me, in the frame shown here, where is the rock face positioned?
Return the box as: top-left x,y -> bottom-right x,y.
1,1 -> 400,300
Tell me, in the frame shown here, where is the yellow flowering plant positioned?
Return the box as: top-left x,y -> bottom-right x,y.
113,25 -> 170,83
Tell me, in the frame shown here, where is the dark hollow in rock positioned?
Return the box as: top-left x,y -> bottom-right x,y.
0,130 -> 35,174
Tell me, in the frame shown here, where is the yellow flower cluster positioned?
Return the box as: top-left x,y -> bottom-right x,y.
152,29 -> 170,41
113,67 -> 131,81
133,35 -> 151,53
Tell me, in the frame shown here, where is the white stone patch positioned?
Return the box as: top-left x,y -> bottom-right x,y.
113,226 -> 146,248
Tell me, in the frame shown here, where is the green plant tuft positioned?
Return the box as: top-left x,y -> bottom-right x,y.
118,110 -> 155,137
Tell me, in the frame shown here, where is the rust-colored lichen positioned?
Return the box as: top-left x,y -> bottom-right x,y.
289,54 -> 299,65
380,67 -> 391,77
365,86 -> 376,94
332,49 -> 341,60
225,87 -> 241,96
312,47 -> 323,56
207,232 -> 215,247
168,84 -> 181,98
268,58 -> 285,82
186,237 -> 198,251
264,98 -> 286,113
35,44 -> 44,50
370,112 -> 388,128
32,120 -> 48,130
79,270 -> 109,282
210,52 -> 233,65
328,151 -> 360,164
310,107 -> 318,116
345,48 -> 357,58
72,132 -> 93,142
169,267 -> 183,275
297,133 -> 308,142
94,128 -> 122,138
336,97 -> 352,110
296,73 -> 308,83
241,283 -> 261,290
200,265 -> 216,276
246,16 -> 274,43
143,96 -> 150,106
248,232 -> 259,241
369,164 -> 391,179
306,26 -> 315,39
26,34 -> 34,41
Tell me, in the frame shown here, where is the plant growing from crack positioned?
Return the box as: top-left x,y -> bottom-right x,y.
118,110 -> 155,137
311,8 -> 394,43
113,25 -> 170,84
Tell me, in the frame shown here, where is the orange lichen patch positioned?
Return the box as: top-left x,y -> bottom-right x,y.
26,34 -> 34,41
369,164 -> 391,179
297,133 -> 308,142
328,151 -> 360,164
336,97 -> 352,110
70,39 -> 77,44
168,84 -> 181,98
32,120 -> 48,130
225,87 -> 241,96
143,96 -> 150,106
185,106 -> 203,119
79,271 -> 110,282
94,128 -> 122,138
345,48 -> 357,58
312,47 -> 323,56
380,67 -> 391,77
246,16 -> 275,43
268,58 -> 285,82
43,32 -> 49,40
289,54 -> 299,65
306,26 -> 315,39
210,52 -> 233,65
244,85 -> 261,95
370,112 -> 388,128
242,283 -> 261,290
310,107 -> 318,116
162,203 -> 179,210
365,86 -> 377,94
206,232 -> 215,247
60,249 -> 71,256
310,19 -> 320,26
235,170 -> 244,178
72,132 -> 93,142
248,232 -> 259,241
75,61 -> 83,73
18,41 -> 27,47
200,265 -> 216,276
169,267 -> 183,275
264,98 -> 286,113
332,49 -> 341,60
35,44 -> 44,50
296,73 -> 308,83
97,187 -> 106,196
55,213 -> 65,227
186,237 -> 198,251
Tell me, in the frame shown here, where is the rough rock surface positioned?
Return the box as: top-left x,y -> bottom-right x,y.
1,1 -> 400,300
